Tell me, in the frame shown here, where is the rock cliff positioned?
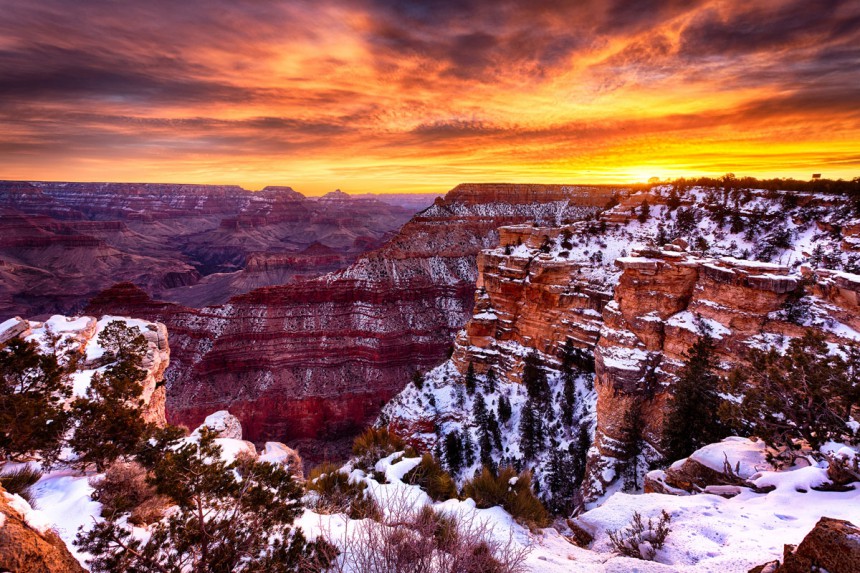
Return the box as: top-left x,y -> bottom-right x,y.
385,184 -> 860,499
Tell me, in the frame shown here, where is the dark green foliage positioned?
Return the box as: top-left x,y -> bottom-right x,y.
736,331 -> 856,452
90,461 -> 167,526
522,351 -> 550,405
463,430 -> 476,468
462,466 -> 550,528
617,398 -> 648,491
544,447 -> 579,515
561,229 -> 573,250
465,362 -> 477,395
445,430 -> 464,475
518,398 -> 544,459
560,340 -> 578,427
0,464 -> 42,506
573,421 -> 591,486
0,338 -> 71,464
412,370 -> 424,390
77,427 -> 335,573
730,213 -> 745,234
484,368 -> 497,394
403,453 -> 458,501
68,322 -> 152,471
637,199 -> 650,223
662,330 -> 728,462
473,392 -> 488,428
498,395 -> 512,425
666,189 -> 681,211
673,207 -> 697,235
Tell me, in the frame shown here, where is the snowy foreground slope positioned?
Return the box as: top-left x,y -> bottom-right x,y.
7,424 -> 857,571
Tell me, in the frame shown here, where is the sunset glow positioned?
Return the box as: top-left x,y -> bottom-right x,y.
1,0 -> 858,194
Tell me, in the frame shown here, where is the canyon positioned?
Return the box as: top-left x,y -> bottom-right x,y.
0,181 -> 429,317
84,184 -> 617,462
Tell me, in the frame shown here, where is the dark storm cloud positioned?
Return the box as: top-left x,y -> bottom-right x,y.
679,0 -> 860,58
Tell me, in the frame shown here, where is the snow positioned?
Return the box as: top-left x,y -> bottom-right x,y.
687,437 -> 773,479
579,479 -> 860,572
666,311 -> 732,340
192,410 -> 243,440
0,317 -> 23,334
719,257 -> 785,271
259,442 -> 295,465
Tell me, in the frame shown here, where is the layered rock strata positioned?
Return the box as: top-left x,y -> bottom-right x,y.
0,181 -> 419,314
86,184 -> 617,462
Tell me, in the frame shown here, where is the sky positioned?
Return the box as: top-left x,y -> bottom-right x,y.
0,0 -> 858,195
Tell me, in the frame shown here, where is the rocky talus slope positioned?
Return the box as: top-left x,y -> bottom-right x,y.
86,184 -> 617,462
385,185 -> 860,498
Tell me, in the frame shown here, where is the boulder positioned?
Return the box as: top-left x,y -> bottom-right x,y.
194,410 -> 243,440
260,442 -> 304,477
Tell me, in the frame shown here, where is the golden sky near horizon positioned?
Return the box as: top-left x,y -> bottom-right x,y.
1,0 -> 858,194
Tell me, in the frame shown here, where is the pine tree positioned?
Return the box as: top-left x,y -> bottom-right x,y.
739,331 -> 852,451
455,383 -> 466,410
617,398 -> 648,491
498,395 -> 512,425
662,331 -> 727,462
519,398 -> 544,459
464,362 -> 477,395
472,392 -> 488,429
444,430 -> 464,475
0,338 -> 71,464
560,340 -> 577,427
487,411 -> 503,450
637,199 -> 650,223
68,321 -> 152,471
522,351 -> 550,405
545,447 -> 578,515
463,429 -> 476,468
572,422 -> 591,486
484,368 -> 497,394
412,370 -> 424,390
78,427 -> 334,572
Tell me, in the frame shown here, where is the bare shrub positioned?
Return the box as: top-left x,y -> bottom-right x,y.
320,486 -> 529,573
306,462 -> 381,520
0,464 -> 42,506
89,461 -> 168,525
607,510 -> 672,561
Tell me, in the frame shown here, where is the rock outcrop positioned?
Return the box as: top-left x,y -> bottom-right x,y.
0,314 -> 171,425
0,487 -> 86,573
749,517 -> 860,573
86,184 -> 617,463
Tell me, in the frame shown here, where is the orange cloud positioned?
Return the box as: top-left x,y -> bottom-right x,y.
0,0 -> 857,193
